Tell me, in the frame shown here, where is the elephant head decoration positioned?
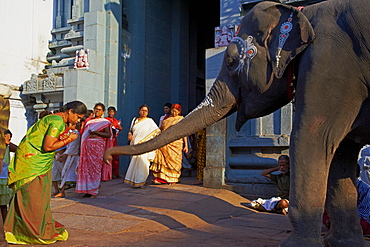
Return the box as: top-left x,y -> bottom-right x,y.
105,0 -> 370,246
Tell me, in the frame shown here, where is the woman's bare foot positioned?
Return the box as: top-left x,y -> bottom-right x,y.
152,180 -> 161,185
53,192 -> 65,198
133,185 -> 145,189
90,195 -> 98,199
82,193 -> 92,198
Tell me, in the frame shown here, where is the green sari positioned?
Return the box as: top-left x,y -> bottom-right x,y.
5,115 -> 69,244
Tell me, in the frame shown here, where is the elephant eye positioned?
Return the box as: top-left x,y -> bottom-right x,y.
226,57 -> 235,67
256,32 -> 261,36
226,46 -> 239,68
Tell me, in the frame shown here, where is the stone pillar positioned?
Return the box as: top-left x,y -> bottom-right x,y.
203,47 -> 227,189
203,119 -> 227,188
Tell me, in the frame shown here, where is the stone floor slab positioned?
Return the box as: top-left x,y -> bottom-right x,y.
20,176 -> 368,247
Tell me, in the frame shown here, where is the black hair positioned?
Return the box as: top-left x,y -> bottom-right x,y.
108,106 -> 117,112
139,104 -> 149,111
80,110 -> 93,122
278,155 -> 290,162
164,103 -> 172,108
4,129 -> 12,137
39,110 -> 52,119
75,122 -> 83,131
94,102 -> 106,112
60,101 -> 87,115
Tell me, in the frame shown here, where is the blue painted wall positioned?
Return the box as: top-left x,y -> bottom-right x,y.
117,0 -> 193,171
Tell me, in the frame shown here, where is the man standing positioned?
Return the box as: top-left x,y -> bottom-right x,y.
158,103 -> 172,127
105,106 -> 122,179
0,85 -> 11,247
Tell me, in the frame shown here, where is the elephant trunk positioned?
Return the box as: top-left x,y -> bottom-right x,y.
109,80 -> 237,156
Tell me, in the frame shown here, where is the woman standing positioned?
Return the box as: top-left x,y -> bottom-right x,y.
105,106 -> 123,179
5,101 -> 87,245
150,104 -> 188,185
124,104 -> 160,188
76,103 -> 112,198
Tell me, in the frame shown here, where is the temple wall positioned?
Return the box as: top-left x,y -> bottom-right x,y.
0,0 -> 53,144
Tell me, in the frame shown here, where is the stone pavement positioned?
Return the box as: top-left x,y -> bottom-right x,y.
29,176 -> 370,247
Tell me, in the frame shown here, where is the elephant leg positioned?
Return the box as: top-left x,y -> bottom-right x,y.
281,133 -> 331,247
323,138 -> 365,247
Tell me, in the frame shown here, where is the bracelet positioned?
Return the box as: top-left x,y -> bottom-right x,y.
62,138 -> 68,146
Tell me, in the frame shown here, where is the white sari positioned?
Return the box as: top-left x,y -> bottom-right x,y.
60,130 -> 80,188
124,117 -> 160,187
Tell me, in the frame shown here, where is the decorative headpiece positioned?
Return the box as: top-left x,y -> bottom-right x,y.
232,36 -> 257,79
276,12 -> 294,67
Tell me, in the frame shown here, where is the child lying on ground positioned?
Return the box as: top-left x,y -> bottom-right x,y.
248,197 -> 289,215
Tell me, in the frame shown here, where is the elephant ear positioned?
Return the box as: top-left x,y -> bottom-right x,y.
267,5 -> 315,78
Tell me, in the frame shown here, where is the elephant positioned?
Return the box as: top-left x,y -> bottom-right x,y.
105,0 -> 370,246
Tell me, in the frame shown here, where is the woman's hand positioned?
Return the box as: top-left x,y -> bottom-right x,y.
183,137 -> 188,154
44,135 -> 65,152
128,132 -> 133,141
69,132 -> 78,142
57,154 -> 68,163
89,127 -> 111,138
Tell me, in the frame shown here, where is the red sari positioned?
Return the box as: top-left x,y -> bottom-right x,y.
76,118 -> 112,195
105,117 -> 120,176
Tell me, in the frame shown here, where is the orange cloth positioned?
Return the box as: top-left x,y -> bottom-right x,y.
150,116 -> 185,184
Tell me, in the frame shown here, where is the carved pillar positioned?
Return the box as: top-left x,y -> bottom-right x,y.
203,47 -> 227,189
56,0 -> 64,28
203,119 -> 227,188
72,0 -> 83,19
22,72 -> 64,122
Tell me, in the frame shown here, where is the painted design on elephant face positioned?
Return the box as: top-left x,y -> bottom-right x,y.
232,36 -> 257,79
187,95 -> 214,115
276,12 -> 293,68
